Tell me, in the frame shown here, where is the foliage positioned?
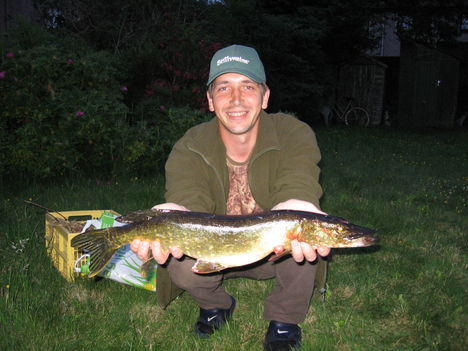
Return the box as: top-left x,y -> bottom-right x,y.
3,1 -> 465,180
190,0 -> 334,120
121,36 -> 222,113
29,0 -> 468,120
35,0 -> 207,52
32,0 -> 386,120
317,0 -> 385,63
0,22 -> 212,180
35,0 -> 224,112
121,105 -> 212,177
0,23 -> 129,178
382,0 -> 468,46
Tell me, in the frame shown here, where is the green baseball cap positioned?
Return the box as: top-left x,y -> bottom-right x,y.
207,44 -> 266,85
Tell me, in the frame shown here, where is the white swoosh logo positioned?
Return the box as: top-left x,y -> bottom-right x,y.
277,329 -> 289,334
207,315 -> 218,322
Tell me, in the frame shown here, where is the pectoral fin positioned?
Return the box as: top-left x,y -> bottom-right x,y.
268,247 -> 291,262
192,260 -> 229,274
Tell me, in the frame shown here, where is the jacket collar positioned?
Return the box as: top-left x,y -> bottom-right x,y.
187,110 -> 281,164
253,110 -> 281,158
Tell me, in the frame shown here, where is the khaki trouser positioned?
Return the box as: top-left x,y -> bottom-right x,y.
166,255 -> 319,324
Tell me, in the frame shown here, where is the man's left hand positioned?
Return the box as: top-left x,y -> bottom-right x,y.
290,241 -> 330,262
272,199 -> 331,263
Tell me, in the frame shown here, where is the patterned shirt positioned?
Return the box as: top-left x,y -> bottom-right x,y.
225,156 -> 264,215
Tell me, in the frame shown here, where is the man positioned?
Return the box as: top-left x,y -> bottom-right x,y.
131,44 -> 330,351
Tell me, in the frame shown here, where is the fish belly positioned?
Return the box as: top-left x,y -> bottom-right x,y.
186,221 -> 294,269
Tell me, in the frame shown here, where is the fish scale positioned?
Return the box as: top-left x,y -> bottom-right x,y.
71,209 -> 379,277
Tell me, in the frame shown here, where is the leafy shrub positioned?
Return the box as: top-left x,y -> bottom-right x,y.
160,106 -> 212,152
118,105 -> 212,177
0,23 -> 213,181
0,23 -> 129,178
121,35 -> 222,113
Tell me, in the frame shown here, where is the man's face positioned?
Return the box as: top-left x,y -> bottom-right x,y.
207,73 -> 270,136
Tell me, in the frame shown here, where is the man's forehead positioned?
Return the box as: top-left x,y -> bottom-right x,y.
213,73 -> 257,85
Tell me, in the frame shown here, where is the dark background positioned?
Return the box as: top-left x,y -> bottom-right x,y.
2,0 -> 467,126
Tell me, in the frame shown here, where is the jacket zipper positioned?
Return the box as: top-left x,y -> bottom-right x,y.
187,145 -> 227,205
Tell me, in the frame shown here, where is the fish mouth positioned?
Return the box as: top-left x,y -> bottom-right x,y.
363,236 -> 380,245
344,225 -> 379,246
343,234 -> 379,247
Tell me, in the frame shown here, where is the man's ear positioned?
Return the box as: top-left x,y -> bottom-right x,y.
207,91 -> 215,112
262,86 -> 270,110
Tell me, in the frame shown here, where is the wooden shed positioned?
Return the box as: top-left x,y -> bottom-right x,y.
336,55 -> 388,126
398,41 -> 460,128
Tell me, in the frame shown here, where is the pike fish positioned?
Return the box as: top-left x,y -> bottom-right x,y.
71,209 -> 378,277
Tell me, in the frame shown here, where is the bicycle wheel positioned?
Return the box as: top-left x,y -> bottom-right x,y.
344,107 -> 370,127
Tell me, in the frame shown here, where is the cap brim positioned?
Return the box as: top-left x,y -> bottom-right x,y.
207,68 -> 265,85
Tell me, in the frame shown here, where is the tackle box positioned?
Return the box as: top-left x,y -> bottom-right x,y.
45,210 -> 120,281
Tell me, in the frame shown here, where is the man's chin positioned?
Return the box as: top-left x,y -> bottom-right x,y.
223,124 -> 255,135
218,116 -> 260,136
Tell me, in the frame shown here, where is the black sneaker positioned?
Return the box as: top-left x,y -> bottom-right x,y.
194,296 -> 236,338
264,320 -> 302,351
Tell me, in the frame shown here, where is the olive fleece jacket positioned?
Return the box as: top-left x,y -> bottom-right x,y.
165,110 -> 322,212
156,110 -> 324,308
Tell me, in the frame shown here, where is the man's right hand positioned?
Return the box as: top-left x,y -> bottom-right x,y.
129,203 -> 188,264
130,239 -> 183,265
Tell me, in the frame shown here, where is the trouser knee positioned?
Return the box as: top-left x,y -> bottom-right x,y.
167,256 -> 222,291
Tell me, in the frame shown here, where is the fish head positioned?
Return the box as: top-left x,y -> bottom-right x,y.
324,221 -> 379,247
336,228 -> 379,247
299,214 -> 379,248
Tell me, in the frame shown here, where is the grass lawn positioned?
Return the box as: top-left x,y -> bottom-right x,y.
0,126 -> 466,351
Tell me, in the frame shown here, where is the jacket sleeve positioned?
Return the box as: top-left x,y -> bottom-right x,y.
270,117 -> 323,208
164,138 -> 217,213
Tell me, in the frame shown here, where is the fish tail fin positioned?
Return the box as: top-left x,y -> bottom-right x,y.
71,229 -> 119,277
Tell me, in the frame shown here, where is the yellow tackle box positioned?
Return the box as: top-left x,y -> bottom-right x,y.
45,210 -> 120,280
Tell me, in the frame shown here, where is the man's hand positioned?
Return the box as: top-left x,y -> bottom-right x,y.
129,203 -> 188,264
288,240 -> 330,262
271,199 -> 326,215
272,199 -> 331,262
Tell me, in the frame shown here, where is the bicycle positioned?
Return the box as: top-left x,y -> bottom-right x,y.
326,97 -> 370,127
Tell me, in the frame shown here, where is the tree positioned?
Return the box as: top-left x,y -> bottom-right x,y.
382,0 -> 468,46
31,0 -> 389,120
34,0 -> 222,111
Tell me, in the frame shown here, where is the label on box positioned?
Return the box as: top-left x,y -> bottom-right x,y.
100,211 -> 115,228
99,245 -> 157,291
75,213 -> 157,291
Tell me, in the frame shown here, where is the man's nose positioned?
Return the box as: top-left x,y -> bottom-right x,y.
230,88 -> 242,105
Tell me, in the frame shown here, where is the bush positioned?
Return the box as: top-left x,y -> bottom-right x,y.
118,105 -> 212,177
0,24 -> 129,178
0,23 -> 214,181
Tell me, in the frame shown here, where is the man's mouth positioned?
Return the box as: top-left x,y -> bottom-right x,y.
227,111 -> 248,118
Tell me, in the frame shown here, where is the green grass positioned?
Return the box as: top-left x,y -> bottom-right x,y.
1,127 -> 467,351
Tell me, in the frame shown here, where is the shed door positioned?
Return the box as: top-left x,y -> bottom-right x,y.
413,60 -> 440,126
